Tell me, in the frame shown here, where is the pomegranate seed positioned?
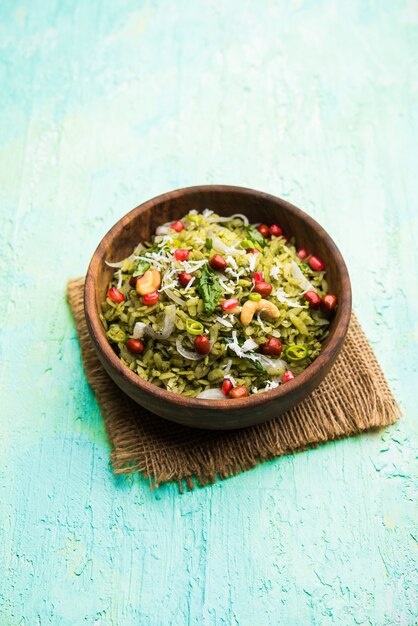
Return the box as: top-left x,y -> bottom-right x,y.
222,379 -> 233,396
129,275 -> 139,288
257,224 -> 270,238
297,248 -> 308,260
178,272 -> 193,287
222,298 -> 239,311
261,337 -> 283,357
253,271 -> 264,283
209,254 -> 227,272
108,287 -> 124,303
171,220 -> 184,232
142,291 -> 160,306
308,256 -> 324,271
321,294 -> 338,314
269,224 -> 282,237
304,290 -> 321,309
194,334 -> 211,355
174,248 -> 190,261
126,339 -> 144,354
229,385 -> 248,399
246,248 -> 260,254
254,281 -> 272,297
282,371 -> 295,382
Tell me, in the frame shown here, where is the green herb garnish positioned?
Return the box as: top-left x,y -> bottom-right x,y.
249,358 -> 265,373
246,225 -> 266,249
133,260 -> 151,277
196,264 -> 223,316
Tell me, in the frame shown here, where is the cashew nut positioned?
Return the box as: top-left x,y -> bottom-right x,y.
240,298 -> 280,326
136,269 -> 161,295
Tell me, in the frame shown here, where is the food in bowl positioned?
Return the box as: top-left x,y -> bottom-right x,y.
100,209 -> 337,399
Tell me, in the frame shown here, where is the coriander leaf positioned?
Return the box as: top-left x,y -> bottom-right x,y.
246,225 -> 266,249
248,357 -> 265,372
196,263 -> 223,316
224,337 -> 267,372
133,260 -> 151,277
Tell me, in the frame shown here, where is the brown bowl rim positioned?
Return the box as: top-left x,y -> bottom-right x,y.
84,184 -> 352,411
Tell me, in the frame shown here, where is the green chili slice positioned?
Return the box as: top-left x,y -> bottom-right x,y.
186,318 -> 204,335
248,292 -> 262,302
285,345 -> 308,361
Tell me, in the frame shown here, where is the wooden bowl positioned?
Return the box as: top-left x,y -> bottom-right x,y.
85,185 -> 351,430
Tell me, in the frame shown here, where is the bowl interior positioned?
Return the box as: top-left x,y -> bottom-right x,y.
86,185 -> 351,413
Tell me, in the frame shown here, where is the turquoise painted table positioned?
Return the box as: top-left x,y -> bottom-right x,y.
1,2 -> 417,624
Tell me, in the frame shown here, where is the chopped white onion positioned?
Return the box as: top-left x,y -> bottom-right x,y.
209,234 -> 233,254
115,269 -> 123,289
196,388 -> 226,399
222,359 -> 232,372
219,278 -> 235,293
215,316 -> 233,328
105,259 -> 127,268
274,287 -> 305,309
165,288 -> 186,306
176,335 -> 205,360
159,282 -> 177,292
290,260 -> 315,293
218,277 -> 235,294
228,332 -> 258,359
147,305 -> 176,340
226,255 -> 238,270
208,233 -> 240,256
270,264 -> 281,281
181,259 -> 207,273
183,276 -> 195,293
133,305 -> 177,341
156,223 -> 172,235
225,267 -> 244,284
133,322 -> 147,339
258,355 -> 287,371
206,213 -> 249,226
230,213 -> 249,226
224,374 -> 237,387
241,338 -> 258,352
256,311 -> 266,331
248,254 -> 257,272
263,379 -> 280,392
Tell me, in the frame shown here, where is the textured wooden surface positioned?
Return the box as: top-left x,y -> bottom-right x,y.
1,2 -> 417,625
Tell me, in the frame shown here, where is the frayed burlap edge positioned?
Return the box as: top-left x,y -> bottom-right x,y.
67,277 -> 400,490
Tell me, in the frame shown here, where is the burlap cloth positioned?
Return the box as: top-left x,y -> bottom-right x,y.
67,277 -> 400,489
